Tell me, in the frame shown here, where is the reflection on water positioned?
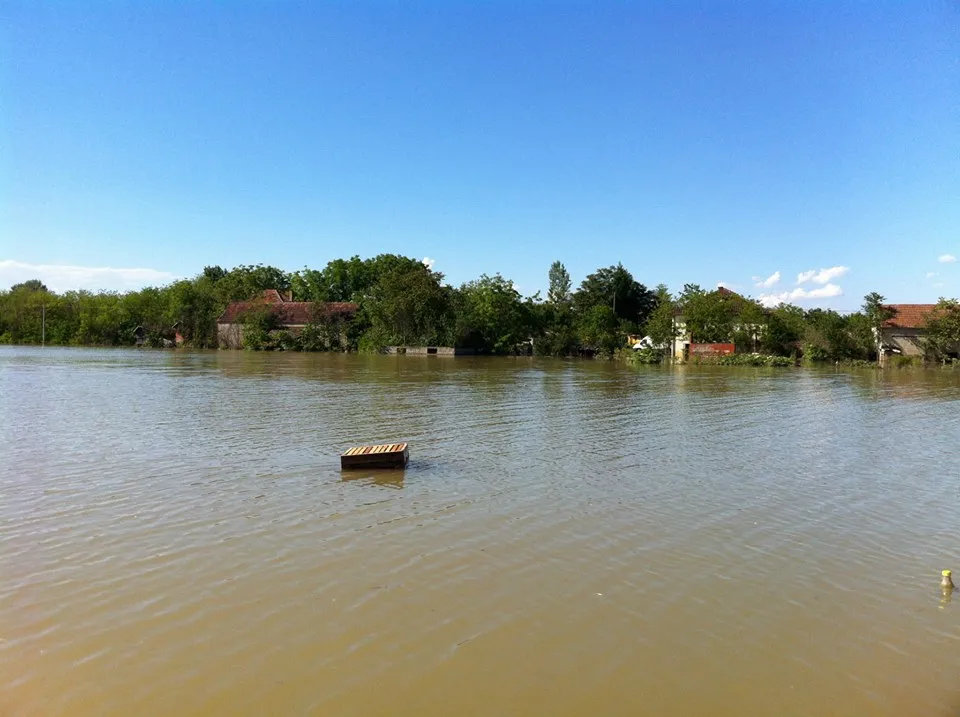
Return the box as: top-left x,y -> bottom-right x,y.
341,469 -> 406,490
2,347 -> 960,716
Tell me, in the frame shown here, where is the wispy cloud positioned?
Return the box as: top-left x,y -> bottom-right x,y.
422,256 -> 436,270
938,254 -> 957,264
758,283 -> 843,308
752,271 -> 780,289
0,260 -> 177,292
796,266 -> 849,285
926,271 -> 938,279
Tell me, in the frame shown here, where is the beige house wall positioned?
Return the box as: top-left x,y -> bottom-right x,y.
879,327 -> 925,361
217,323 -> 243,349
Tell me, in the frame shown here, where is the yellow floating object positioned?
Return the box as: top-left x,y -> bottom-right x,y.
943,570 -> 952,577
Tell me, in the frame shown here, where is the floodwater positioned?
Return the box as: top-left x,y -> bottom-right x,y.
2,347 -> 960,716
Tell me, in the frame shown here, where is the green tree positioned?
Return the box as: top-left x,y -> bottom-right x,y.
731,299 -> 766,352
202,265 -> 227,283
454,274 -> 530,353
803,309 -> 859,361
166,277 -> 220,347
643,284 -> 678,349
760,304 -> 805,356
574,264 -> 655,330
679,285 -> 737,343
10,279 -> 48,293
364,263 -> 451,348
215,264 -> 291,303
921,299 -> 960,362
547,261 -> 572,305
577,304 -> 621,356
861,292 -> 895,359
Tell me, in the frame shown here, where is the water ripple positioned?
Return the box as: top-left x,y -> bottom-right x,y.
2,348 -> 960,716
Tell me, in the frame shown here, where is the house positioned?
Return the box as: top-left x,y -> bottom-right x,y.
217,290 -> 358,348
671,287 -> 763,361
878,304 -> 937,363
133,325 -> 147,347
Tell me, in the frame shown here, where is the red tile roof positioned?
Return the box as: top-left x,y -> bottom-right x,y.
217,290 -> 358,325
882,304 -> 938,329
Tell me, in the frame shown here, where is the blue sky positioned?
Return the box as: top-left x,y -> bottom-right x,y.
1,1 -> 957,309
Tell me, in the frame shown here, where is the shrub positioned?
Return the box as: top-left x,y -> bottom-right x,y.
802,343 -> 830,363
625,348 -> 664,365
273,330 -> 299,351
890,354 -> 921,369
714,353 -> 794,367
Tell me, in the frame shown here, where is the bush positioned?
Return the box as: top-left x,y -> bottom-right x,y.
890,355 -> 921,369
357,332 -> 387,354
711,353 -> 794,367
273,330 -> 299,351
298,324 -> 326,352
802,343 -> 830,363
624,348 -> 664,365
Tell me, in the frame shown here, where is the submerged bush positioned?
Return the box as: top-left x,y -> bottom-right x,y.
624,348 -> 665,365
713,353 -> 794,367
890,355 -> 922,369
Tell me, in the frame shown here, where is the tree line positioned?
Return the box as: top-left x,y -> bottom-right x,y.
2,256 -> 958,362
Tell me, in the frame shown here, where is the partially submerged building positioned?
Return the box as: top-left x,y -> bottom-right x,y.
217,290 -> 358,348
383,346 -> 475,356
671,287 -> 763,361
878,304 -> 937,363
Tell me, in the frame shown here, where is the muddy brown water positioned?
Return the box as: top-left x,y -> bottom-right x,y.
2,347 -> 960,716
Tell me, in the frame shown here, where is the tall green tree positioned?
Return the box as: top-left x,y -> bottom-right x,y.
861,292 -> 896,359
363,263 -> 451,347
574,264 -> 655,329
643,284 -> 678,349
454,274 -> 530,353
679,285 -> 737,343
547,261 -> 572,305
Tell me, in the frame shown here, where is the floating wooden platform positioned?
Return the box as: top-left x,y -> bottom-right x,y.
340,443 -> 409,469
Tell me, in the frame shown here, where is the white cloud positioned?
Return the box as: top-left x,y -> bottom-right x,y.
804,284 -> 844,299
938,254 -> 957,264
796,266 -> 849,285
758,283 -> 844,308
422,256 -> 436,270
0,260 -> 176,292
752,271 -> 780,289
926,271 -> 938,279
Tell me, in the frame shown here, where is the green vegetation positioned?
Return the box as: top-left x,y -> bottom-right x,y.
714,353 -> 795,367
2,258 -> 957,366
921,299 -> 960,364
